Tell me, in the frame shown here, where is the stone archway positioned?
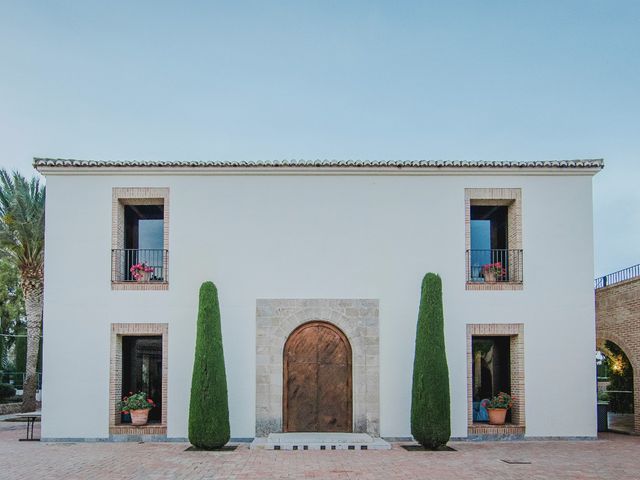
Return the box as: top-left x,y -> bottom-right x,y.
255,299 -> 380,437
283,321 -> 352,432
596,275 -> 640,434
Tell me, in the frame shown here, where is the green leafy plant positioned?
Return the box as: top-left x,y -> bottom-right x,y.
188,281 -> 230,449
487,392 -> 514,410
0,383 -> 16,400
482,262 -> 505,279
129,263 -> 154,281
0,259 -> 25,370
0,170 -> 45,413
411,273 -> 451,449
605,341 -> 634,414
119,392 -> 155,412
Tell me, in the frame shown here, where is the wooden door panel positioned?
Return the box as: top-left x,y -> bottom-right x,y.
285,363 -> 317,432
317,328 -> 348,365
317,364 -> 351,431
284,322 -> 352,432
287,326 -> 318,363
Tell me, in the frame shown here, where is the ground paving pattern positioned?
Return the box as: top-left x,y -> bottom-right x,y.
2,422 -> 639,480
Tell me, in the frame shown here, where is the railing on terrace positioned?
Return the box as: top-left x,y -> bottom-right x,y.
466,249 -> 523,284
595,264 -> 640,289
0,372 -> 42,390
111,249 -> 168,283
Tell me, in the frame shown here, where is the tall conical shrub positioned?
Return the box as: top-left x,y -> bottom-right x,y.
189,281 -> 230,449
410,273 -> 451,448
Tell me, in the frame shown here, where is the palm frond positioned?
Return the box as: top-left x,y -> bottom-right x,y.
0,169 -> 45,276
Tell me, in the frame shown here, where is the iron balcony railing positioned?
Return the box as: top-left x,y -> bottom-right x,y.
467,249 -> 523,284
111,249 -> 168,283
595,264 -> 640,289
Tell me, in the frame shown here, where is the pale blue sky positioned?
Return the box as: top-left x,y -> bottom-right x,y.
1,1 -> 638,276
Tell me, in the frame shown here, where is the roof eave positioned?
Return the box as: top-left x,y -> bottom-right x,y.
33,158 -> 605,176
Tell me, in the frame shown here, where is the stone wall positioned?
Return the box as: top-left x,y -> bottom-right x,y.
0,402 -> 22,416
255,299 -> 380,437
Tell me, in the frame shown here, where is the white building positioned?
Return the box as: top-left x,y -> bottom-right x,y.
35,158 -> 602,442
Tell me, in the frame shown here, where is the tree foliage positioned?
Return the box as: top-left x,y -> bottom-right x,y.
605,341 -> 634,414
0,170 -> 45,412
0,258 -> 24,370
188,281 -> 230,449
411,273 -> 451,449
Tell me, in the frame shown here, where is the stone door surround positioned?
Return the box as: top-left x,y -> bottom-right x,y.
256,299 -> 380,437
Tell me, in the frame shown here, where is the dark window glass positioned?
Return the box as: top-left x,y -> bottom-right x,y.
121,336 -> 162,423
122,205 -> 165,281
472,336 -> 511,422
470,206 -> 509,281
470,206 -> 508,250
124,205 -> 164,249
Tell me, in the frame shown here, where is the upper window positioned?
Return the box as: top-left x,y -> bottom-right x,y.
465,188 -> 522,290
111,188 -> 169,290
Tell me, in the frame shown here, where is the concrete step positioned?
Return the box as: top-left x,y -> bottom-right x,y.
251,432 -> 391,450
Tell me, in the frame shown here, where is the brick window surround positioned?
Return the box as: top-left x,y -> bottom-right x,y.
465,188 -> 523,291
109,323 -> 168,436
467,323 -> 525,437
111,187 -> 169,291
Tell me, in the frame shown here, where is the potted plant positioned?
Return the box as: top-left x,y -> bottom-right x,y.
486,392 -> 514,425
130,263 -> 154,282
482,262 -> 505,283
120,392 -> 155,426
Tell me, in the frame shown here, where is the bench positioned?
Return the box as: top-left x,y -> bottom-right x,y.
15,413 -> 40,441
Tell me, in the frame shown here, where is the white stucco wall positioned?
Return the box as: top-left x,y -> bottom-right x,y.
40,170 -> 597,440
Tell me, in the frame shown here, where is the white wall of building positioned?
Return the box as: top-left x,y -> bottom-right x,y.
40,171 -> 597,439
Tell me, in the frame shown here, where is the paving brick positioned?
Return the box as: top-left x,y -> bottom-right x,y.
2,422 -> 639,480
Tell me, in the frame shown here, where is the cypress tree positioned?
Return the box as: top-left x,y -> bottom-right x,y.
188,281 -> 230,449
410,273 -> 451,449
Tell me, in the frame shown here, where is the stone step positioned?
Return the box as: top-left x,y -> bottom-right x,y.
251,432 -> 391,450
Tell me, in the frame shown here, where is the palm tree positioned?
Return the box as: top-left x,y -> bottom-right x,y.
0,170 -> 45,412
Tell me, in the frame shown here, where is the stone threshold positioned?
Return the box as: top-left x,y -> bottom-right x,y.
467,423 -> 525,440
111,281 -> 169,291
251,432 -> 391,450
109,424 -> 166,436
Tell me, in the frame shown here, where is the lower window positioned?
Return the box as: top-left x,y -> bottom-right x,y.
472,336 -> 511,423
466,324 -> 525,436
121,336 -> 163,424
109,323 -> 168,435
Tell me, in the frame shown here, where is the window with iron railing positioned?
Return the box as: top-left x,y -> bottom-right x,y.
112,200 -> 168,284
467,249 -> 523,284
112,248 -> 168,282
467,202 -> 523,284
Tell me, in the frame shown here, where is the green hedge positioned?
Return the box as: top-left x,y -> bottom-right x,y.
0,383 -> 16,400
188,281 -> 230,449
410,273 -> 451,448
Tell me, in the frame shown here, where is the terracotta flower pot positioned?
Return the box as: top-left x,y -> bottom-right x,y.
487,408 -> 507,425
135,271 -> 151,282
483,271 -> 497,283
129,409 -> 150,426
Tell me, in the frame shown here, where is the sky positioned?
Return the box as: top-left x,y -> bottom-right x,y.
0,1 -> 638,277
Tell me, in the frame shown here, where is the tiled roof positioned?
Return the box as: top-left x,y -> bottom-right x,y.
33,158 -> 604,170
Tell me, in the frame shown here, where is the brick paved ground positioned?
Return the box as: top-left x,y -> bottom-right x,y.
2,421 -> 639,480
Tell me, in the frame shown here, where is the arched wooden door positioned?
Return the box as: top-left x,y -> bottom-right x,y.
284,322 -> 352,432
